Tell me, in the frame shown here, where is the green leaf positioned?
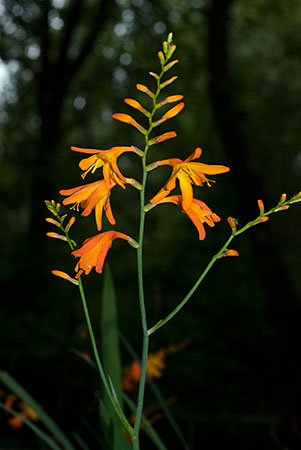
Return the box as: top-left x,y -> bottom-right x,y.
99,264 -> 126,443
0,371 -> 76,450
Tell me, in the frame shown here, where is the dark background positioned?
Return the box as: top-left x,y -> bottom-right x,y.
0,0 -> 300,448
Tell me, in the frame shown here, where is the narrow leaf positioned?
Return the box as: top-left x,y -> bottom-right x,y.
0,372 -> 76,450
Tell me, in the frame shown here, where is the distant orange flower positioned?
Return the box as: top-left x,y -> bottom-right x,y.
122,350 -> 166,392
5,395 -> 39,430
60,180 -> 118,231
71,146 -> 140,186
72,230 -> 138,278
149,148 -> 229,211
151,195 -> 221,240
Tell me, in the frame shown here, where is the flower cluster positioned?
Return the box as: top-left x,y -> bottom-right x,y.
47,33 -> 229,278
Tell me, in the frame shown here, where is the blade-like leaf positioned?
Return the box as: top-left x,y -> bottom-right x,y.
0,371 -> 76,450
99,264 -> 126,441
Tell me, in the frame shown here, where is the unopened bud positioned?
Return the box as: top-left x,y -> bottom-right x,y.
158,51 -> 164,65
256,216 -> 269,224
45,217 -> 60,227
167,32 -> 173,44
51,270 -> 79,286
65,216 -> 76,232
163,41 -> 168,55
274,205 -> 290,212
279,193 -> 287,203
46,232 -> 67,241
257,199 -> 264,215
128,238 -> 139,249
144,203 -> 156,212
227,217 -> 237,233
219,249 -> 240,258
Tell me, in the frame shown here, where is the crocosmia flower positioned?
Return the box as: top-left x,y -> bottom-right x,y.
71,146 -> 140,187
149,148 -> 229,211
60,179 -> 116,231
152,195 -> 221,240
72,231 -> 138,278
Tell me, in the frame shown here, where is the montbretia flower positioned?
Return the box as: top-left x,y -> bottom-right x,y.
149,148 -> 229,211
59,179 -> 116,231
150,195 -> 221,240
71,146 -> 140,186
72,231 -> 138,278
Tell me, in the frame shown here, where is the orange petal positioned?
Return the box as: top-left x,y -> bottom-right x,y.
192,162 -> 230,175
71,146 -> 103,154
185,148 -> 203,162
112,113 -> 146,134
178,173 -> 193,211
148,131 -> 177,145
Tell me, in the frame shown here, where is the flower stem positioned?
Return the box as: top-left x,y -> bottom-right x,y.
59,213 -> 136,438
133,51 -> 174,449
147,196 -> 297,335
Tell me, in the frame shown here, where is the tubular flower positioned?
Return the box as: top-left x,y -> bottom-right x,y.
152,195 -> 221,240
149,148 -> 230,211
59,179 -> 116,231
71,146 -> 139,186
72,230 -> 138,278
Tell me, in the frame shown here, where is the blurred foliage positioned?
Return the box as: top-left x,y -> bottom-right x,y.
0,0 -> 300,448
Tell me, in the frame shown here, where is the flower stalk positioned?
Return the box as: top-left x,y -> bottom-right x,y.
147,193 -> 299,335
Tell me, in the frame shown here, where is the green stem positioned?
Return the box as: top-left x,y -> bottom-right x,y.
133,56 -> 171,449
77,277 -> 135,438
147,199 -> 295,335
61,215 -> 135,438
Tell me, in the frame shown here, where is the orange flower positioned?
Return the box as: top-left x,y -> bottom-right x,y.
122,350 -> 166,392
5,395 -> 39,430
71,146 -> 140,186
151,195 -> 221,240
72,230 -> 138,278
149,148 -> 229,211
60,180 -> 116,231
146,350 -> 166,378
122,361 -> 141,392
